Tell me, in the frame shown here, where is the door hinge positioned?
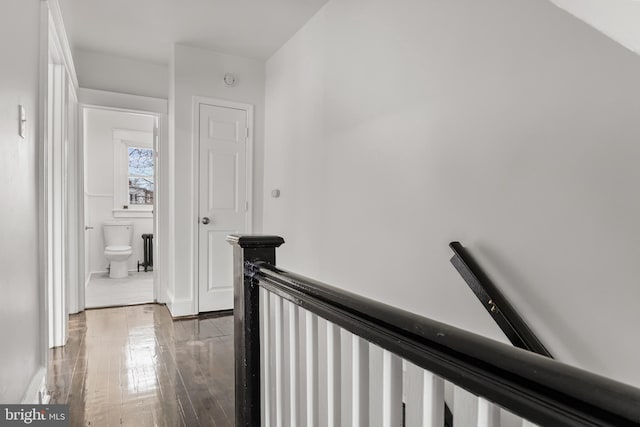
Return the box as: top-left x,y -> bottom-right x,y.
245,201 -> 249,211
245,127 -> 249,139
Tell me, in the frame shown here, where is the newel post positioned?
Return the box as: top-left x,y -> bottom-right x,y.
227,235 -> 285,427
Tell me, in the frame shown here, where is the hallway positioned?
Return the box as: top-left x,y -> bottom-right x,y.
47,305 -> 234,426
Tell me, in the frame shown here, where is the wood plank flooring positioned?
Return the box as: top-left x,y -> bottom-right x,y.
47,304 -> 234,426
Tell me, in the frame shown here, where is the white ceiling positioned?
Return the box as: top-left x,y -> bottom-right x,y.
548,0 -> 640,55
57,0 -> 329,64
59,0 -> 640,66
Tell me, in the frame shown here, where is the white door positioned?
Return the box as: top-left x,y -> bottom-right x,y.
198,103 -> 249,312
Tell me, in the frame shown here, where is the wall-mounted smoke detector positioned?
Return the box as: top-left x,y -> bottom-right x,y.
224,73 -> 237,87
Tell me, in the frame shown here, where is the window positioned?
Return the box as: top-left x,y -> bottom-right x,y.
113,129 -> 154,217
128,147 -> 154,206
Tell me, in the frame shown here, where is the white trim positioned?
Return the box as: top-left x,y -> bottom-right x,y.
78,102 -> 169,312
192,96 -> 254,313
155,114 -> 169,304
78,88 -> 167,114
112,128 -> 154,211
113,128 -> 153,143
41,0 -> 80,355
38,0 -> 50,379
20,368 -> 47,404
89,269 -> 149,275
85,270 -> 92,289
46,12 -> 72,349
49,62 -> 67,348
193,96 -> 256,113
113,209 -> 153,218
47,0 -> 78,89
66,72 -> 80,315
166,291 -> 196,318
166,288 -> 175,315
77,93 -> 86,312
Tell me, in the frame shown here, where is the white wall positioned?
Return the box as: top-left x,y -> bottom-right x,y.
75,49 -> 169,99
264,0 -> 640,387
84,108 -> 154,274
169,44 -> 265,316
0,0 -> 44,402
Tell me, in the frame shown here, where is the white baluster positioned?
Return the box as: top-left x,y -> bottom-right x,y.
454,385 -> 479,426
305,310 -> 319,427
405,363 -> 444,427
274,295 -> 284,426
382,351 -> 402,427
260,288 -> 271,427
327,322 -> 341,427
352,335 -> 369,427
478,398 -> 500,427
288,301 -> 299,426
370,345 -> 384,427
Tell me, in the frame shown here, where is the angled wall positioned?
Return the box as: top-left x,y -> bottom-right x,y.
74,49 -> 169,99
548,0 -> 640,55
263,0 -> 640,387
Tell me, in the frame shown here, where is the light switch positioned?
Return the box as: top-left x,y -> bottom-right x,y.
19,105 -> 26,139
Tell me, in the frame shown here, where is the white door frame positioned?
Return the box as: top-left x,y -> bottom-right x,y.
77,101 -> 168,308
48,63 -> 67,348
66,79 -> 81,316
41,0 -> 80,352
192,96 -> 254,312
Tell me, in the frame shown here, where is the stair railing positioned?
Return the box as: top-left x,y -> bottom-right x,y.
229,235 -> 640,427
449,241 -> 551,357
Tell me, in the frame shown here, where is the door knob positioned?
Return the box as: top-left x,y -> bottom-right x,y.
202,217 -> 210,225
85,226 -> 93,230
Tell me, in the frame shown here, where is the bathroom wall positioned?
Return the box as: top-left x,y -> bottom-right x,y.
84,108 -> 155,275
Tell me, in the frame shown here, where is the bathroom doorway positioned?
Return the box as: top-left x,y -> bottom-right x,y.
81,106 -> 158,308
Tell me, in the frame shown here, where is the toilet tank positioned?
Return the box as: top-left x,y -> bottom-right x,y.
103,221 -> 134,247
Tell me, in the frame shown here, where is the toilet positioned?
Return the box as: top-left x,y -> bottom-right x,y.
103,221 -> 133,279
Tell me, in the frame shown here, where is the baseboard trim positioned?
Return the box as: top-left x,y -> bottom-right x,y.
88,269 -> 153,278
21,367 -> 46,404
165,289 -> 195,318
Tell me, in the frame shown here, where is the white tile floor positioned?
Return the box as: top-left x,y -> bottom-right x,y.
85,271 -> 154,308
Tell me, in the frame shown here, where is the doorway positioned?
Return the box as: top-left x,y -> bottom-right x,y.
81,107 -> 158,308
195,98 -> 253,312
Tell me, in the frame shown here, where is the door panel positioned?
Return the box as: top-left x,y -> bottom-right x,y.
208,119 -> 239,141
206,229 -> 234,291
198,103 -> 248,312
209,151 -> 238,210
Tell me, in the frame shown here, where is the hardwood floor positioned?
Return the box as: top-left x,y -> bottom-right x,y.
47,304 -> 234,426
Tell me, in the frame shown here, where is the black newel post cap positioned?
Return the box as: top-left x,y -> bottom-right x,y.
227,234 -> 285,248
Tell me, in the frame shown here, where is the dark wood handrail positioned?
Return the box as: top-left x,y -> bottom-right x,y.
229,235 -> 640,427
449,241 -> 552,357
